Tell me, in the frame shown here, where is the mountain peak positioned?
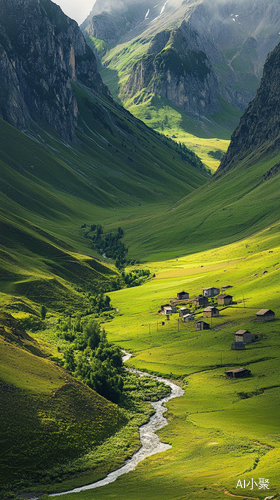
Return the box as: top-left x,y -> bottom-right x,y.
217,41 -> 280,175
0,0 -> 107,143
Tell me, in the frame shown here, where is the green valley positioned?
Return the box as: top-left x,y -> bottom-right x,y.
1,0 -> 280,499
28,225 -> 280,500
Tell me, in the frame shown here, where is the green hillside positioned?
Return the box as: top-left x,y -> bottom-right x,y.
0,82 -> 209,307
115,146 -> 280,261
0,311 -> 125,491
46,222 -> 280,500
0,70 -> 211,498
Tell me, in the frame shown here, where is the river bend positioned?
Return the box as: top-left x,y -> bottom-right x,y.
41,354 -> 184,498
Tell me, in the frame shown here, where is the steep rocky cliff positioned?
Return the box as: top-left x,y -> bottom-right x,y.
82,0 -> 154,45
122,21 -> 222,116
188,0 -> 280,110
0,0 -> 107,143
217,42 -> 280,174
83,0 -> 280,128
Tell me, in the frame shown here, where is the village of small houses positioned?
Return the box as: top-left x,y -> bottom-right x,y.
159,286 -> 275,380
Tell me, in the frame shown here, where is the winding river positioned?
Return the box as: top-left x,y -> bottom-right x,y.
43,353 -> 184,498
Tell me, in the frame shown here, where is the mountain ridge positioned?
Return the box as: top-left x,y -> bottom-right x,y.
84,0 -> 280,144
217,40 -> 280,175
0,0 -> 108,143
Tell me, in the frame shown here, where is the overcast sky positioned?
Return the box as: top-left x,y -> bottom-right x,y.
53,0 -> 95,25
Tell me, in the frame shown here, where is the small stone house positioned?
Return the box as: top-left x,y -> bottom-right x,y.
163,306 -> 173,316
183,314 -> 194,322
256,309 -> 275,322
235,329 -> 252,343
225,368 -> 251,379
203,287 -> 220,297
161,304 -> 176,315
193,295 -> 209,307
160,304 -> 170,313
217,294 -> 233,306
196,320 -> 210,331
203,306 -> 219,318
177,291 -> 189,300
231,342 -> 245,350
179,307 -> 190,317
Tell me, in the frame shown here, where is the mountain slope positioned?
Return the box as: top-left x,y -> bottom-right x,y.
83,0 -> 280,155
217,41 -> 280,175
0,0 -> 210,308
113,41 -> 280,260
0,311 -> 125,489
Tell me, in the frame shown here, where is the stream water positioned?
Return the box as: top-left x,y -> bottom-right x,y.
36,353 -> 184,498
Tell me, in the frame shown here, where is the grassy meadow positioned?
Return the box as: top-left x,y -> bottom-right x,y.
51,225 -> 280,500
1,39 -> 280,499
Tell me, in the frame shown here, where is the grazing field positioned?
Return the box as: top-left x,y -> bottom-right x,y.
55,226 -> 280,500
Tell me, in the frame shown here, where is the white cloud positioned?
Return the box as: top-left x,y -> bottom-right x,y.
53,0 -> 95,25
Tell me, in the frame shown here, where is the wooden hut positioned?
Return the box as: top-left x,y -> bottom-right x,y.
196,320 -> 210,331
177,291 -> 189,300
183,314 -> 194,322
193,295 -> 208,307
160,304 -> 170,313
203,287 -> 220,297
179,307 -> 190,317
163,306 -> 173,316
217,294 -> 233,306
225,368 -> 251,379
235,330 -> 252,343
256,309 -> 275,322
203,306 -> 219,318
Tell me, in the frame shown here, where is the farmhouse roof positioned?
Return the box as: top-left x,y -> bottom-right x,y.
235,329 -> 250,335
204,306 -> 217,311
226,367 -> 247,374
256,309 -> 274,315
218,293 -> 232,299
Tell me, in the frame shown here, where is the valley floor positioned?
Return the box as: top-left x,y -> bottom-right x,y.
28,224 -> 280,500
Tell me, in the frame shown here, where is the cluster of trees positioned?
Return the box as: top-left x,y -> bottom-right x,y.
64,320 -> 124,403
57,301 -> 112,343
82,224 -> 128,269
87,292 -> 112,314
120,268 -> 151,287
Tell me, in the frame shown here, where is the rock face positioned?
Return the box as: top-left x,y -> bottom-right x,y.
122,21 -> 222,116
82,0 -> 280,120
217,42 -> 280,174
82,0 -> 154,45
0,0 -> 107,142
188,0 -> 280,110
